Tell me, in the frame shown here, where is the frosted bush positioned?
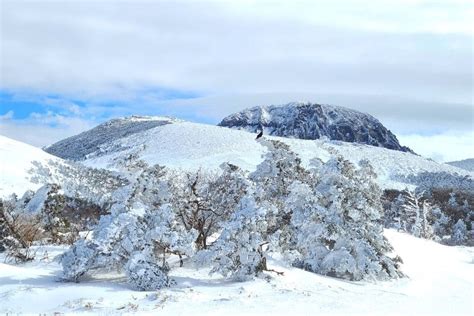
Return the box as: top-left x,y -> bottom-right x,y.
61,240 -> 98,282
125,253 -> 171,291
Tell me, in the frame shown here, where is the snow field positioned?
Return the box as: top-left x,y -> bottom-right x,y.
0,230 -> 472,315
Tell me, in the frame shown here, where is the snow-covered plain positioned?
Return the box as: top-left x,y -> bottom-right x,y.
0,230 -> 472,315
0,135 -> 61,198
82,121 -> 473,190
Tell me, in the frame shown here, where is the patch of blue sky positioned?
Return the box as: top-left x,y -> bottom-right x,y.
0,91 -> 47,119
0,86 -> 202,121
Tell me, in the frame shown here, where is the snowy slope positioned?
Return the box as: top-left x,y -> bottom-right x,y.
79,120 -> 472,190
0,135 -> 62,198
0,230 -> 472,315
44,116 -> 178,160
446,158 -> 474,172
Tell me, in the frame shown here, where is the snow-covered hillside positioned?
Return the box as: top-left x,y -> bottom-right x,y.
447,158 -> 474,172
44,116 -> 178,160
0,135 -> 62,198
1,229 -> 472,315
76,119 -> 472,190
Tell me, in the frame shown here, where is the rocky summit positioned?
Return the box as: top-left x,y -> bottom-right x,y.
219,102 -> 413,153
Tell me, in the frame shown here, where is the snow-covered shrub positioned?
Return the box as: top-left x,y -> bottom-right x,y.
288,157 -> 403,281
169,169 -> 217,250
125,252 -> 171,291
0,197 -> 44,262
61,239 -> 98,282
18,183 -> 105,245
61,164 -> 196,290
451,219 -> 467,245
200,193 -> 273,281
395,171 -> 474,192
208,163 -> 250,223
169,163 -> 249,250
29,160 -> 128,207
39,184 -> 69,243
145,204 -> 197,263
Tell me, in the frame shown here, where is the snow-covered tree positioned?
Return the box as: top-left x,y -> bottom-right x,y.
430,207 -> 450,238
169,163 -> 249,250
251,139 -> 307,201
284,181 -> 326,264
382,192 -> 406,230
41,184 -> 68,243
448,192 -> 458,208
401,191 -> 433,239
288,157 -> 403,281
250,139 -> 308,239
61,164 -> 196,289
207,163 -> 250,225
199,192 -> 277,281
451,219 -> 467,245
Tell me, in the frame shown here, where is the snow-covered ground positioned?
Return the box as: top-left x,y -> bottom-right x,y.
0,135 -> 61,198
82,121 -> 473,190
1,230 -> 472,315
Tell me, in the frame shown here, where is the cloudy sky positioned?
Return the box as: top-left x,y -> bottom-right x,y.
0,0 -> 472,162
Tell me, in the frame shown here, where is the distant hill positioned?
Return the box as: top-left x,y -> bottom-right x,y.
44,116 -> 178,160
446,158 -> 474,172
40,117 -> 472,191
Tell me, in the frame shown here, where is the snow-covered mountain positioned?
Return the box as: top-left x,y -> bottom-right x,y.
44,116 -> 178,160
0,135 -> 62,198
44,117 -> 472,191
218,102 -> 413,153
446,158 -> 474,172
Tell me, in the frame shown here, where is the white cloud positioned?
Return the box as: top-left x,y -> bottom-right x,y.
398,131 -> 474,162
1,0 -> 472,104
0,111 -> 14,120
0,113 -> 95,147
218,0 -> 473,34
